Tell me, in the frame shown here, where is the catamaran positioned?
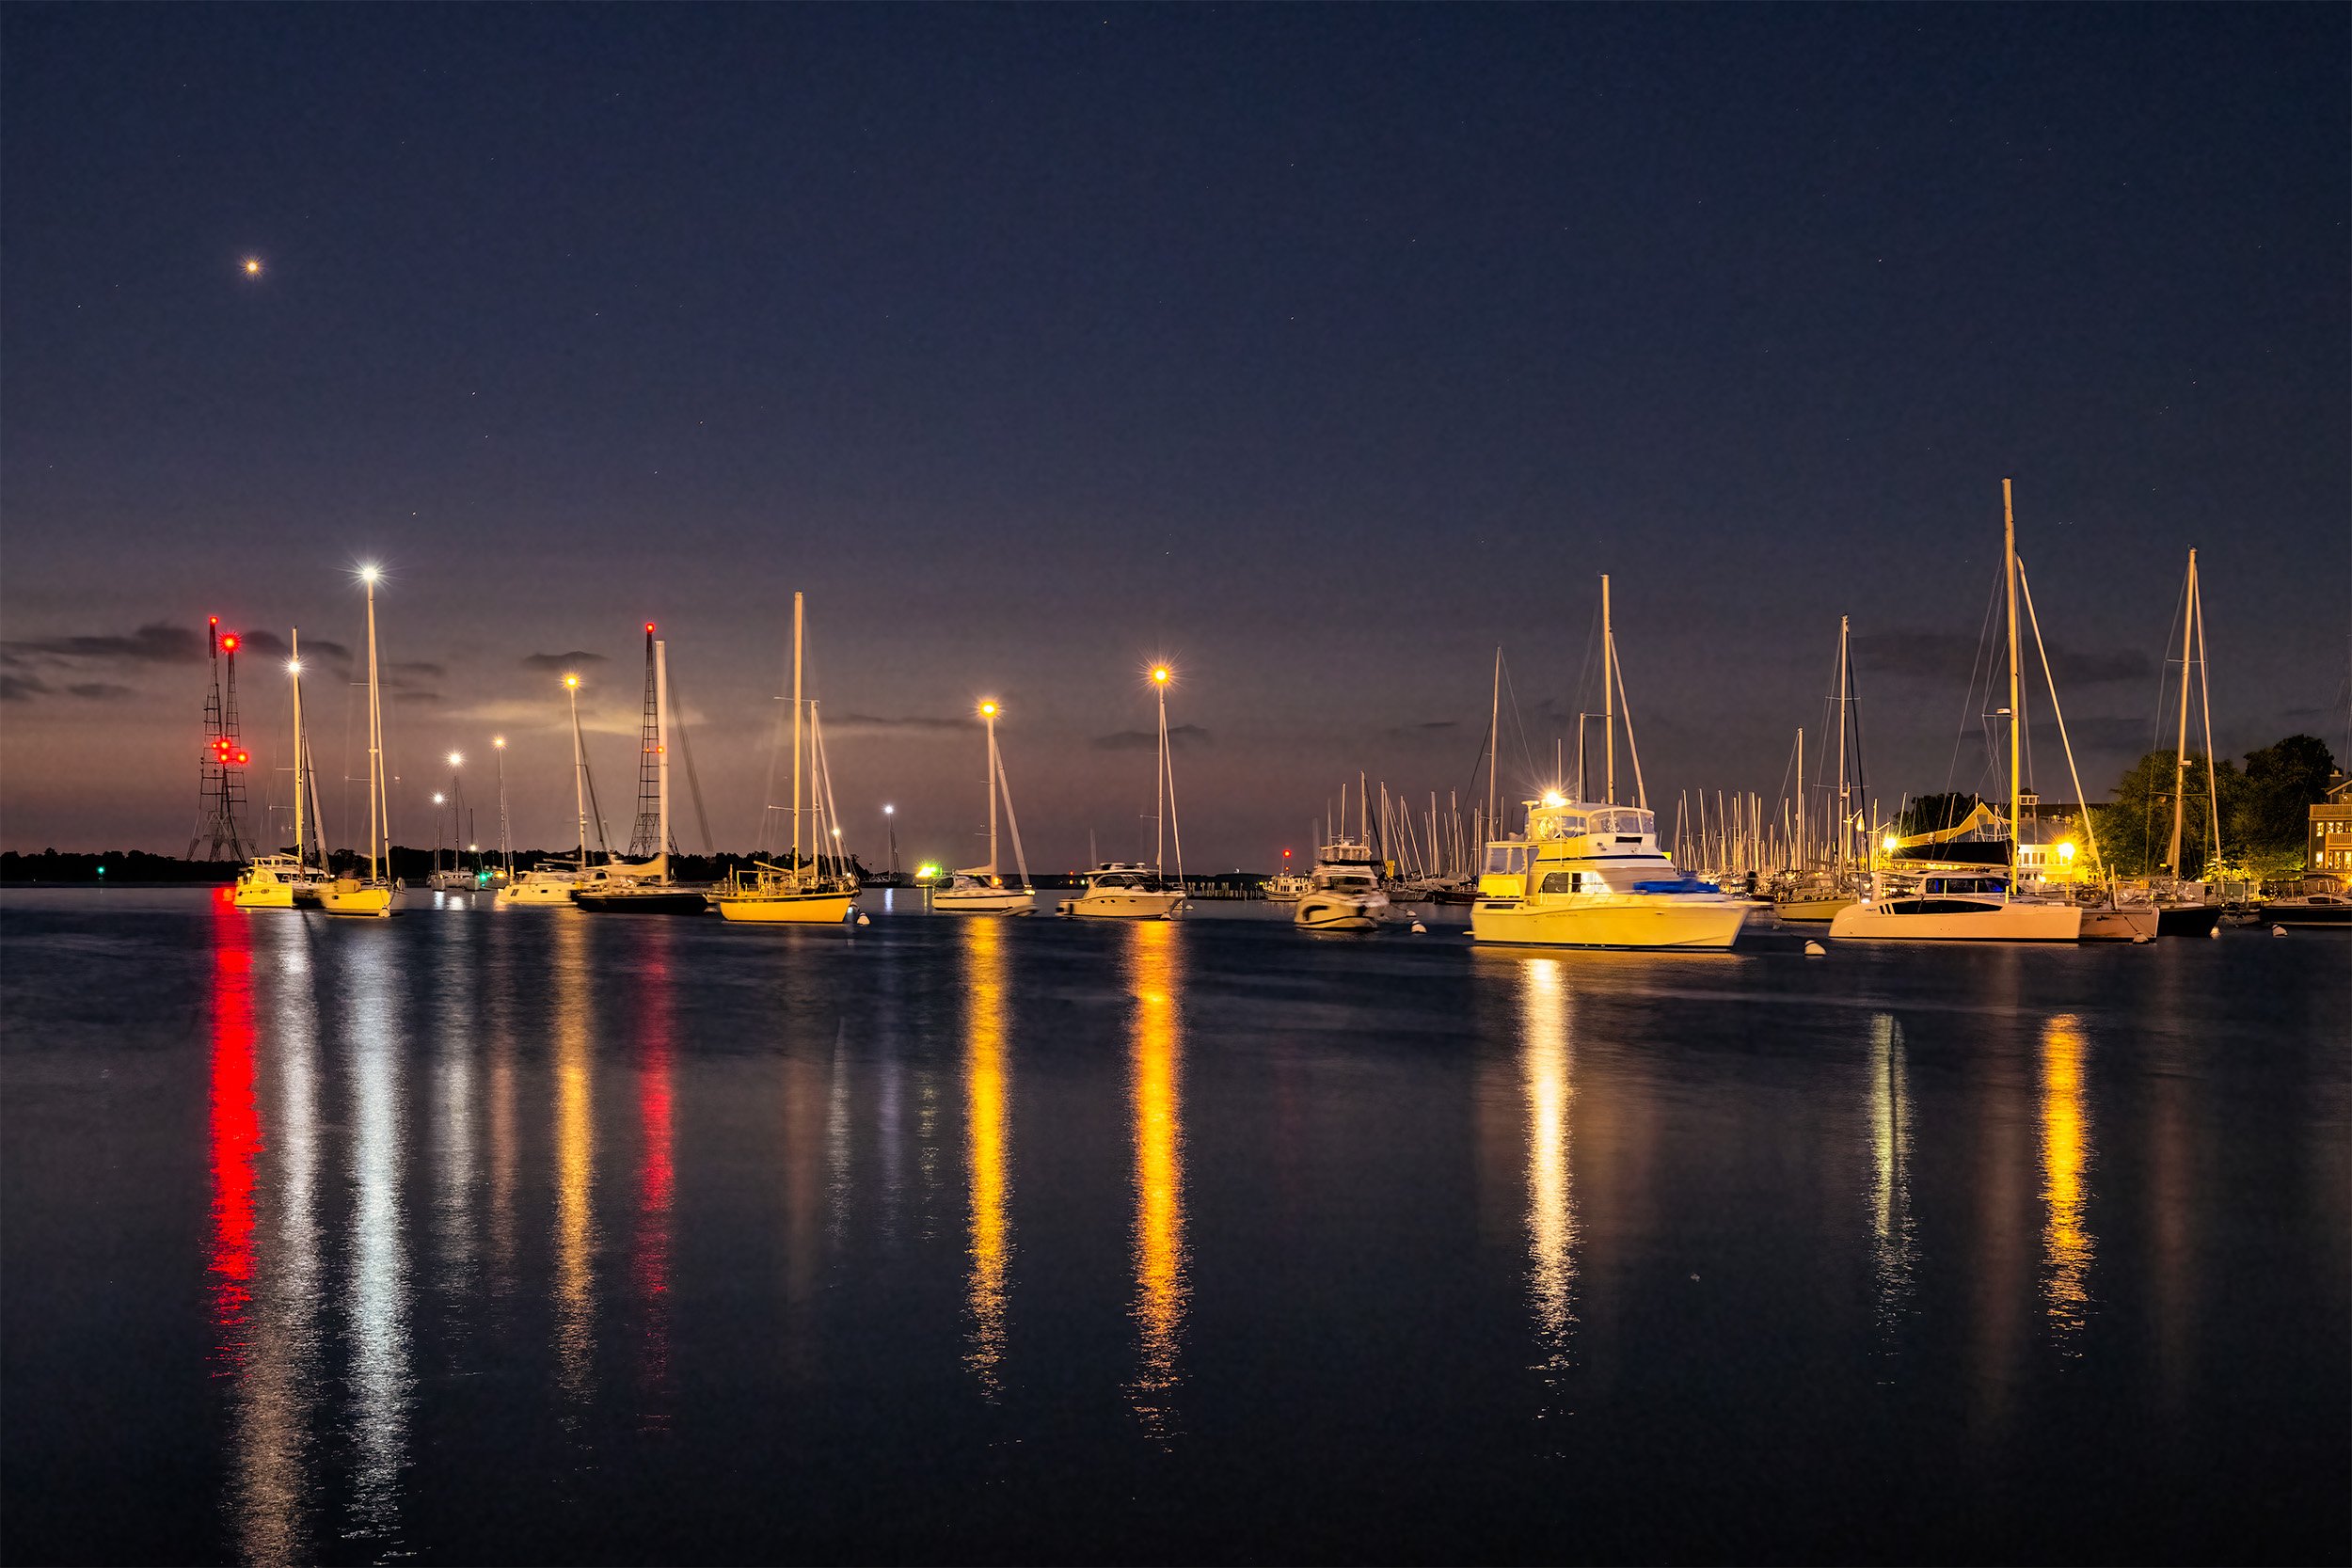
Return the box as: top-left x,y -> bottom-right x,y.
716,592 -> 857,924
932,699 -> 1037,914
1831,482 -> 2082,942
1060,665 -> 1186,918
318,569 -> 397,917
1470,579 -> 1750,950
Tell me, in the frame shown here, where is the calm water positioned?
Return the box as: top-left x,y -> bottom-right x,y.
2,888 -> 2344,1564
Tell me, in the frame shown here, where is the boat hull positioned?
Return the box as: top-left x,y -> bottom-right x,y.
2155,904 -> 2222,937
576,888 -> 709,915
232,878 -> 295,909
497,877 -> 580,906
317,882 -> 395,918
1772,895 -> 1856,923
2258,899 -> 2352,927
1829,899 -> 2080,942
1470,895 -> 1749,950
2078,906 -> 2161,942
931,889 -> 1036,915
716,892 -> 854,924
1295,892 -> 1385,932
1059,891 -> 1184,919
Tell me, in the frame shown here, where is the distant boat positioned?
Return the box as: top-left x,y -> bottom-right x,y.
933,699 -> 1037,915
500,670 -> 600,907
715,592 -> 856,925
239,626 -> 330,910
1059,664 -> 1186,920
318,573 -> 397,918
1295,783 -> 1388,932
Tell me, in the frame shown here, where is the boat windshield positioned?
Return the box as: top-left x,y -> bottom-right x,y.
1482,843 -> 1530,876
1589,807 -> 1655,836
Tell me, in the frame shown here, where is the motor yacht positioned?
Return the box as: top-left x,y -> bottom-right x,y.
1294,838 -> 1389,932
1059,863 -> 1184,919
232,853 -> 303,909
499,866 -> 582,906
1471,798 -> 1750,949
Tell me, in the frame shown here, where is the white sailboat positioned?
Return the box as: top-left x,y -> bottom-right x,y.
717,592 -> 857,924
318,569 -> 397,918
1832,482 -> 2081,942
234,626 -> 315,909
933,698 -> 1038,914
1470,578 -> 1750,950
1060,664 -> 1186,918
499,672 -> 596,905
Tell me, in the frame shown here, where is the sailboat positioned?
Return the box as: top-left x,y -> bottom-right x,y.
933,699 -> 1038,914
500,672 -> 597,905
1470,578 -> 1750,950
577,627 -> 708,913
716,592 -> 858,924
2134,548 -> 2226,937
318,569 -> 397,917
234,627 -> 318,909
1060,664 -> 1185,918
1774,617 -> 1867,922
1831,483 -> 2082,942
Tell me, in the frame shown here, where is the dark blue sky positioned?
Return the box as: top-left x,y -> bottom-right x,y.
4,5 -> 2344,864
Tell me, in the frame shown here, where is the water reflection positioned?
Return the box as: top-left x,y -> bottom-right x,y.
236,918 -> 324,1568
208,898 -> 259,1355
551,913 -> 597,1412
434,910 -> 479,1312
1126,921 -> 1187,1440
961,918 -> 1012,1394
1867,1013 -> 1917,1361
632,923 -> 675,1433
1518,958 -> 1578,1429
343,931 -> 411,1549
2039,1013 -> 2095,1343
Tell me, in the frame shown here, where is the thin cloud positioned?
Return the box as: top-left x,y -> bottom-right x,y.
0,674 -> 52,702
65,683 -> 137,702
828,712 -> 966,736
520,651 -> 608,673
1388,719 -> 1460,737
1093,723 -> 1211,752
389,659 -> 445,680
1856,629 -> 2152,686
0,622 -> 204,667
242,629 -> 352,666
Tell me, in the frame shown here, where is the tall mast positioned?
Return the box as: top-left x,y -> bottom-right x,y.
492,736 -> 510,878
364,573 -> 383,880
981,701 -> 1000,875
791,593 -> 804,874
2003,480 -> 2022,851
655,637 -> 671,871
629,624 -> 661,856
1486,647 -> 1501,832
2167,548 -> 2199,878
1836,615 -> 1851,870
1794,724 -> 1804,870
565,673 -> 589,873
289,629 -> 307,866
1601,575 -> 1615,805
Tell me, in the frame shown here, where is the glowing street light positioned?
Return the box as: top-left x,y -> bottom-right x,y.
447,751 -> 464,768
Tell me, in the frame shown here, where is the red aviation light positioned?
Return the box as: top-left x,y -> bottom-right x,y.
644,622 -> 656,633
219,634 -> 239,653
233,751 -> 248,766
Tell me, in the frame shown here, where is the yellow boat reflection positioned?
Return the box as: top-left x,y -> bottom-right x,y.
1519,958 -> 1577,1414
1127,920 -> 1186,1439
2040,1013 -> 2094,1340
962,917 -> 1011,1392
552,914 -> 597,1409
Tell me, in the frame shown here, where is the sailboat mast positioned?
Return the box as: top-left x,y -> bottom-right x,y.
364,576 -> 383,880
655,637 -> 671,867
2168,548 -> 2198,877
1486,647 -> 1501,836
567,675 -> 589,873
1602,575 -> 1615,805
1836,614 -> 1851,870
290,628 -> 306,866
791,592 -> 804,873
984,703 -> 1000,874
2003,480 -> 2023,850
1794,725 -> 1804,870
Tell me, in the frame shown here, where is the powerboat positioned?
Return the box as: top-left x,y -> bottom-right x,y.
1471,798 -> 1750,949
1059,863 -> 1184,919
498,866 -> 581,906
232,853 -> 302,909
1294,838 -> 1389,932
1262,870 -> 1309,904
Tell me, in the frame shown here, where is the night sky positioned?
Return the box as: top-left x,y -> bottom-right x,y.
4,6 -> 2344,867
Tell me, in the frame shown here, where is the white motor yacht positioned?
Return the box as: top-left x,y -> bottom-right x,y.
499,866 -> 581,906
1059,863 -> 1184,919
1262,870 -> 1309,904
1294,838 -> 1389,932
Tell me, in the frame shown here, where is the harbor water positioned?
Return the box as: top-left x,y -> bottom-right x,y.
2,888 -> 2344,1563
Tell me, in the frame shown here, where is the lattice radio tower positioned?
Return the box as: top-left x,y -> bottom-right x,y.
626,621 -> 665,856
189,616 -> 251,860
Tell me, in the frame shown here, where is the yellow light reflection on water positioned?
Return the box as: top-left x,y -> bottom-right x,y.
962,917 -> 1011,1392
1127,920 -> 1186,1438
1867,1014 -> 1917,1357
1519,958 -> 1577,1404
2039,1012 -> 2093,1340
552,914 -> 596,1406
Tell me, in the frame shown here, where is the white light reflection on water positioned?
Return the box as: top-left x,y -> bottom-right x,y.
2040,1012 -> 2095,1346
1518,958 -> 1578,1431
342,929 -> 411,1551
1867,1012 -> 1917,1368
434,910 -> 478,1314
1126,920 -> 1187,1442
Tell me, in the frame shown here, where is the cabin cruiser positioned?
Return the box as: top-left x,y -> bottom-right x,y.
1294,838 -> 1389,932
499,865 -> 582,906
1470,797 -> 1750,950
931,872 -> 1035,915
232,853 -> 303,909
1262,870 -> 1309,904
1059,863 -> 1184,919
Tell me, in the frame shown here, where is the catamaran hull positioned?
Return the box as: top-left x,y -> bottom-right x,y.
1829,901 -> 2080,942
932,890 -> 1037,915
717,892 -> 854,924
1059,892 -> 1184,919
1471,897 -> 1749,950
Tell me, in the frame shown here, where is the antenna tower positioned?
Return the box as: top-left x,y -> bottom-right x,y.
189,617 -> 251,860
628,622 -> 663,856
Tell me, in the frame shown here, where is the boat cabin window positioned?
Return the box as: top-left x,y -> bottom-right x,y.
1587,808 -> 1655,837
1539,871 -> 1582,894
1922,876 -> 2005,895
1483,844 -> 1530,876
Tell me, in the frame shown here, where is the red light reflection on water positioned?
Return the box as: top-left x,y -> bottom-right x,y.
209,898 -> 260,1361
632,930 -> 675,1427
